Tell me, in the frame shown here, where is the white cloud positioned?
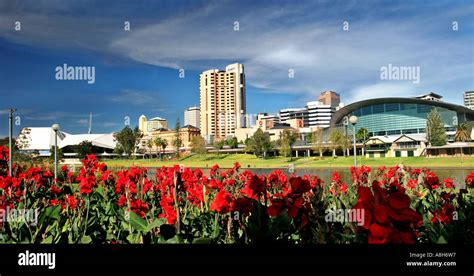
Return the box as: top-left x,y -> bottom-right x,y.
0,1 -> 473,105
347,82 -> 418,103
109,89 -> 160,106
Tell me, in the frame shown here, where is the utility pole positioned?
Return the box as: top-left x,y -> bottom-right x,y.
8,108 -> 16,177
88,112 -> 92,134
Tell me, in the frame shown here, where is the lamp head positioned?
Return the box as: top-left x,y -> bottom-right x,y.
51,124 -> 60,132
349,115 -> 358,125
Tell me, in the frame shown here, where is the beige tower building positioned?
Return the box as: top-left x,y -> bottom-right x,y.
199,63 -> 246,141
318,91 -> 341,108
138,115 -> 168,135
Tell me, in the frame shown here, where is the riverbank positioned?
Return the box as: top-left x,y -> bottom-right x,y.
103,154 -> 474,169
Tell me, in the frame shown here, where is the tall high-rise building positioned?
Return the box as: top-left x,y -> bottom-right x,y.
184,106 -> 200,129
200,63 -> 246,140
318,91 -> 341,108
464,91 -> 474,110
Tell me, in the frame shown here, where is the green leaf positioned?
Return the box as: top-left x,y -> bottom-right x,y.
192,237 -> 212,244
41,235 -> 53,244
269,211 -> 291,237
146,218 -> 165,232
38,205 -> 62,225
80,235 -> 92,244
436,236 -> 447,244
128,212 -> 148,232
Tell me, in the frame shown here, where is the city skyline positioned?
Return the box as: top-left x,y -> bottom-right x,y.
1,0 -> 473,137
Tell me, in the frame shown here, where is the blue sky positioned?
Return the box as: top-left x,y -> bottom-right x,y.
0,0 -> 473,137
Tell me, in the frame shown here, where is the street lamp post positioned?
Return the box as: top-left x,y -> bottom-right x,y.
51,124 -> 60,180
8,108 -> 17,177
349,115 -> 358,168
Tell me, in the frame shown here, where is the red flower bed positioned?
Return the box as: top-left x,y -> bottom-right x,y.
0,145 -> 473,244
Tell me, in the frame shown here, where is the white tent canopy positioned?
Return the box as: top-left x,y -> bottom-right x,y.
17,127 -> 116,151
59,134 -> 116,149
16,127 -> 68,151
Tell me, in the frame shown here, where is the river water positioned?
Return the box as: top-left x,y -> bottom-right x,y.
135,166 -> 473,187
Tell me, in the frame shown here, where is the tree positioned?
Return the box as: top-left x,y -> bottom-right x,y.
311,128 -> 325,159
153,137 -> 164,159
15,128 -> 31,150
329,129 -> 344,157
114,126 -> 143,158
279,129 -> 299,160
426,108 -> 447,146
190,136 -> 207,154
157,138 -> 168,159
173,119 -> 183,157
455,123 -> 471,142
213,140 -> 225,155
246,128 -> 273,158
146,139 -> 154,159
76,140 -> 93,159
226,137 -> 238,149
356,128 -> 369,142
48,145 -> 63,163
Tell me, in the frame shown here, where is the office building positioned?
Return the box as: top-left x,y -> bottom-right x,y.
318,91 -> 341,108
465,91 -> 474,110
184,106 -> 200,129
200,63 -> 246,140
279,108 -> 308,126
331,96 -> 474,139
306,101 -> 332,128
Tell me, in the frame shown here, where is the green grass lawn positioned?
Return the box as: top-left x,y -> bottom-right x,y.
103,153 -> 474,169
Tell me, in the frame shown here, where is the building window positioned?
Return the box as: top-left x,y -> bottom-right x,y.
402,129 -> 418,134
372,104 -> 385,114
385,103 -> 399,112
387,130 -> 401,135
361,106 -> 372,115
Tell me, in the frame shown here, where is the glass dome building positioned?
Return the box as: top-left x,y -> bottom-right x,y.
331,97 -> 474,138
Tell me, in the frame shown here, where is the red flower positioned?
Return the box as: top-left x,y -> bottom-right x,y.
424,171 -> 440,190
130,199 -> 148,218
407,179 -> 417,189
387,192 -> 411,210
50,186 -> 62,196
289,177 -> 311,194
232,197 -> 253,216
443,178 -> 455,189
118,195 -> 127,207
466,171 -> 474,188
374,205 -> 389,224
431,203 -> 455,225
65,195 -> 77,209
368,223 -> 393,244
267,200 -> 286,217
210,190 -> 233,214
248,175 -> 265,195
49,199 -> 60,206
